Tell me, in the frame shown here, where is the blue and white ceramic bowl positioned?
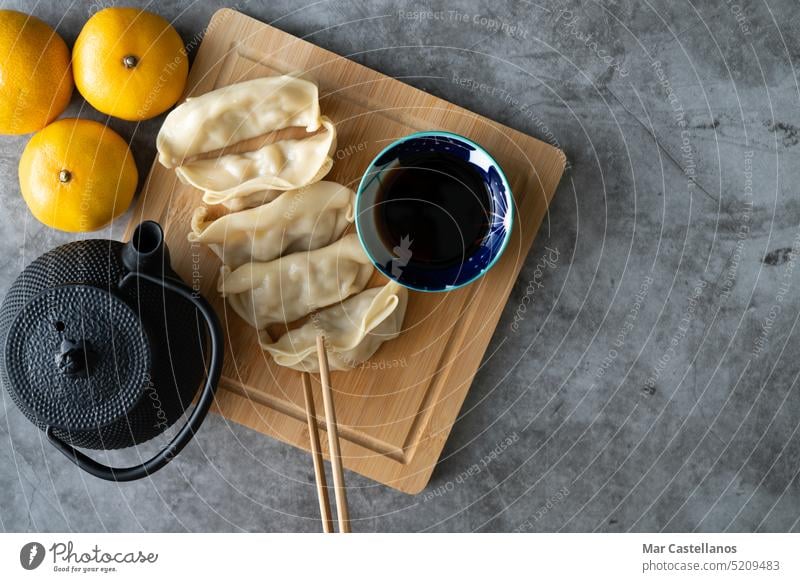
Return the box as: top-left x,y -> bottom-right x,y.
355,131 -> 513,292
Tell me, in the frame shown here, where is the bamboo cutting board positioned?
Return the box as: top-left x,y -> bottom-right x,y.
127,9 -> 566,494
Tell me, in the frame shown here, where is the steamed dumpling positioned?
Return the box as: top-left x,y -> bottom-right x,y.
176,117 -> 337,205
260,281 -> 408,372
189,181 -> 355,269
219,234 -> 373,329
157,75 -> 321,168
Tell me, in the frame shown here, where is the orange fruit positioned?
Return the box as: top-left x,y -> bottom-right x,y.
19,118 -> 138,232
72,8 -> 188,121
0,10 -> 73,134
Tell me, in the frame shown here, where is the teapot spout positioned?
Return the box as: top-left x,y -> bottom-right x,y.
122,221 -> 171,276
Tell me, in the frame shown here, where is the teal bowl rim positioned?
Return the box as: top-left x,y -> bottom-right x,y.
355,130 -> 515,293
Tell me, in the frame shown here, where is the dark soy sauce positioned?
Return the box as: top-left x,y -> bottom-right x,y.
374,152 -> 492,269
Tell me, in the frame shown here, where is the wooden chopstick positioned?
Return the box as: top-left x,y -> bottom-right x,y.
302,373 -> 334,533
316,335 -> 351,533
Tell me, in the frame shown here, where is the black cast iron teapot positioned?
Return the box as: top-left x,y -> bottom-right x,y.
0,221 -> 223,482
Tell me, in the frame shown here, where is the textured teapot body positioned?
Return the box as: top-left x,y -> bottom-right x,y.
0,223 -> 220,473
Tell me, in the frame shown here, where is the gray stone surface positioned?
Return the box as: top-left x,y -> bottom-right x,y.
1,0 -> 800,532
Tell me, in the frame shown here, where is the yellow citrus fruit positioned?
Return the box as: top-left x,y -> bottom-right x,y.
0,10 -> 73,134
73,8 -> 188,121
19,118 -> 138,232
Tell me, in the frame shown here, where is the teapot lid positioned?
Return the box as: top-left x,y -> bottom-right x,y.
4,284 -> 152,431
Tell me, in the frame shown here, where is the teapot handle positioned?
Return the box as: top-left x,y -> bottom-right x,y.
46,271 -> 224,482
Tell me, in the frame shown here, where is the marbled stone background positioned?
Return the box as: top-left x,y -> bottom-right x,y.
1,0 -> 800,532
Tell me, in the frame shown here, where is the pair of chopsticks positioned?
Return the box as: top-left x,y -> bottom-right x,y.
302,335 -> 351,533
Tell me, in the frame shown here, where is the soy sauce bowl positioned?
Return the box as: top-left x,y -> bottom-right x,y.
355,131 -> 513,292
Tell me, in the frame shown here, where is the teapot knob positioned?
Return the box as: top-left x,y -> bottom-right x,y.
55,338 -> 96,377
